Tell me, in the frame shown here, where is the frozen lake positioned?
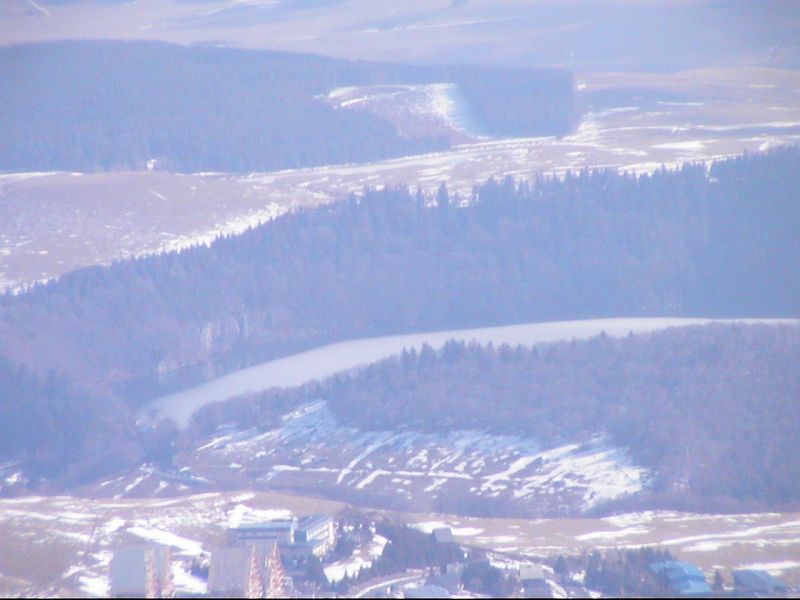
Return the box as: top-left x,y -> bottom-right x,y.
145,317 -> 794,427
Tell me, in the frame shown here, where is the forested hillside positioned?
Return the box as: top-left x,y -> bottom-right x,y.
2,147 -> 798,394
193,323 -> 800,508
0,147 -> 798,487
0,358 -> 139,484
0,40 -> 576,172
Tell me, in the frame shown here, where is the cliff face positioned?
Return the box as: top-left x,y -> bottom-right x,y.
143,310 -> 339,403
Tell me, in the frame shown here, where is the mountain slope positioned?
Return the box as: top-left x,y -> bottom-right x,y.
1,148 -> 798,490
1,148 -> 798,400
187,322 -> 800,512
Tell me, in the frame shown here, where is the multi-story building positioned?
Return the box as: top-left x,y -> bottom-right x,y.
294,515 -> 335,557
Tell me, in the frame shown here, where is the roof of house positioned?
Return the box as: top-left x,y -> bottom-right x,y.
298,514 -> 331,531
650,561 -> 706,581
432,527 -> 455,544
733,569 -> 789,592
520,564 -> 545,582
110,545 -> 170,596
232,519 -> 295,531
650,561 -> 709,595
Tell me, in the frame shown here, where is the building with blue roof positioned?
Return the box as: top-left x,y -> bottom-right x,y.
733,569 -> 789,597
650,561 -> 712,597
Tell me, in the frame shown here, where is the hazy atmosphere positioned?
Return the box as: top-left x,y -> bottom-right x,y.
1,1 -> 799,598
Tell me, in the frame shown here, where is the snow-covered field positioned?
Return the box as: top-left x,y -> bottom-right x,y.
2,66 -> 799,292
146,317 -> 795,426
1,490 -> 798,597
176,400 -> 649,517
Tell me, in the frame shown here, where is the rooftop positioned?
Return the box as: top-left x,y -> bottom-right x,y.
432,527 -> 455,544
520,564 -> 545,582
298,514 -> 332,530
651,561 -> 706,580
231,520 -> 295,531
733,569 -> 789,593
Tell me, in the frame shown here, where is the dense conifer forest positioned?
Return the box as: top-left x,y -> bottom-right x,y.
0,147 -> 798,491
0,40 -> 576,172
0,358 -> 139,484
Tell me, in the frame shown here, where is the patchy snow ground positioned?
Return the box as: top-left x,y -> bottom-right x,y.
87,464 -> 213,499
0,491 -> 341,597
1,492 -> 799,596
323,532 -> 388,583
184,400 -> 648,516
406,510 -> 800,587
171,563 -> 207,595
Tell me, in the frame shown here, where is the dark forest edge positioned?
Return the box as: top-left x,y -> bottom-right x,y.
0,40 -> 577,173
1,146 -> 798,496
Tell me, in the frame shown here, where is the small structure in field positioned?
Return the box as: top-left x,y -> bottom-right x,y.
519,564 -> 549,598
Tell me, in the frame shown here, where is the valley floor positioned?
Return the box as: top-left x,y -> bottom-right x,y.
0,490 -> 797,597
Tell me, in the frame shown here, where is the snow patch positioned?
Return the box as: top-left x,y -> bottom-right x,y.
576,526 -> 650,541
126,527 -> 204,556
172,563 -> 208,595
227,504 -> 292,528
79,574 -> 109,597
